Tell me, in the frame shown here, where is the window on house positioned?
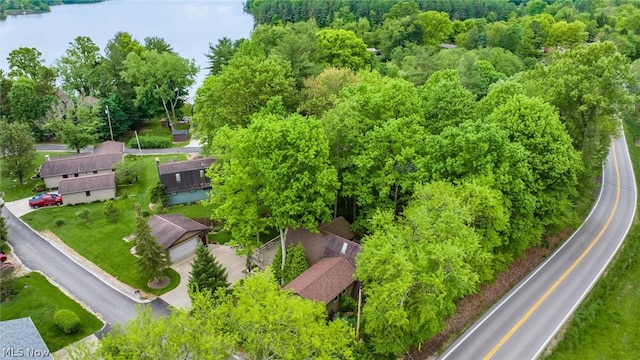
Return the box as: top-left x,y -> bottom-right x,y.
170,193 -> 177,196
93,171 -> 98,174
62,175 -> 69,179
74,173 -> 79,177
340,242 -> 348,254
334,295 -> 340,303
189,189 -> 196,193
85,191 -> 91,196
200,169 -> 205,178
175,173 -> 181,183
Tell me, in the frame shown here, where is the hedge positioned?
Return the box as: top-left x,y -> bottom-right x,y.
128,136 -> 171,149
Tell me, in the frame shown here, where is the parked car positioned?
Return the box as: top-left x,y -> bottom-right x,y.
28,193 -> 63,209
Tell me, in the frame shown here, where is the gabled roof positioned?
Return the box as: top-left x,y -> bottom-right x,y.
40,153 -> 123,178
92,140 -> 124,155
158,158 -> 215,175
58,173 -> 115,194
318,216 -> 354,240
39,141 -> 124,178
286,227 -> 361,268
284,257 -> 355,305
0,317 -> 53,359
148,214 -> 209,250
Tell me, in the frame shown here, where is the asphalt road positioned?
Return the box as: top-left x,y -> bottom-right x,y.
35,144 -> 202,155
439,135 -> 637,360
2,207 -> 171,335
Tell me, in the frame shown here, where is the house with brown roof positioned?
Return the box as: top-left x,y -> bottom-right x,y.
58,173 -> 116,205
157,158 -> 215,205
253,217 -> 361,312
284,257 -> 356,312
148,213 -> 210,261
40,141 -> 124,189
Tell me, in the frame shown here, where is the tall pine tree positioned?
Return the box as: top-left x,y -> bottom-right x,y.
134,216 -> 171,286
188,242 -> 230,300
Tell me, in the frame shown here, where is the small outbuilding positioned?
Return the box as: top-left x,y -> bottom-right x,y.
148,214 -> 210,262
58,173 -> 116,205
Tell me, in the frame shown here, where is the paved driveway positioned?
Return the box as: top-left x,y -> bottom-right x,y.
4,198 -> 37,218
160,243 -> 247,309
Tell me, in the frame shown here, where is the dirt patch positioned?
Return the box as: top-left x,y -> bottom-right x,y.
147,276 -> 170,289
408,229 -> 570,359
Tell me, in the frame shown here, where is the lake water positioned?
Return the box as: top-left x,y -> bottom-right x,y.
0,0 -> 254,100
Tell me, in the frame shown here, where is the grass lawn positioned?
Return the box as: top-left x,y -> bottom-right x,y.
122,118 -> 191,149
0,152 -> 74,201
544,117 -> 640,359
0,272 -> 103,352
21,154 -> 194,296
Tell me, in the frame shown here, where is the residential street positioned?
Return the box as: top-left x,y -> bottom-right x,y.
439,135 -> 637,359
2,207 -> 171,333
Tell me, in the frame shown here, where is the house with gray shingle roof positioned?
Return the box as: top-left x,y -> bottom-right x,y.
58,173 -> 116,205
39,141 -> 123,189
0,317 -> 53,359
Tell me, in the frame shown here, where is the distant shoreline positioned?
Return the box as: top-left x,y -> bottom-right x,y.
1,0 -> 105,20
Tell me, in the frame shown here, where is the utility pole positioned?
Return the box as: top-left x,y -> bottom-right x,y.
105,105 -> 114,141
356,284 -> 363,340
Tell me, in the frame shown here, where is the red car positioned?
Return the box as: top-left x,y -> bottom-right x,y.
28,193 -> 63,209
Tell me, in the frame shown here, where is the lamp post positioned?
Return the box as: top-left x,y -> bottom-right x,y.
105,105 -> 114,141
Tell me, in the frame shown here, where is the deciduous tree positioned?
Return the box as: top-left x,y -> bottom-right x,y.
316,28 -> 370,70
0,120 -> 36,185
46,104 -> 100,153
55,36 -> 103,97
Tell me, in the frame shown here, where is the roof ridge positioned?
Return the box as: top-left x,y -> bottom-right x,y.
157,214 -> 187,232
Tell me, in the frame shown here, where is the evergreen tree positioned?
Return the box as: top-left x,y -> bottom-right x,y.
272,243 -> 309,285
188,243 -> 230,300
134,216 -> 171,285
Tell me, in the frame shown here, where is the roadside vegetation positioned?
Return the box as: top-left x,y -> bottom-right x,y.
22,154 -> 193,295
0,272 -> 103,352
543,115 -> 640,359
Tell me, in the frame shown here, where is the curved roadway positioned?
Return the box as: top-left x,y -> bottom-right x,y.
439,135 -> 637,359
2,206 -> 171,335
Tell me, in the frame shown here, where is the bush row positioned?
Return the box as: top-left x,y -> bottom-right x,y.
128,136 -> 171,149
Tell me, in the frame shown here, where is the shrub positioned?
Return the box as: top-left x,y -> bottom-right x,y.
54,309 -> 81,334
54,218 -> 65,227
339,294 -> 358,313
103,200 -> 120,223
76,209 -> 91,224
114,160 -> 142,185
141,210 -> 150,218
128,136 -> 171,149
149,182 -> 168,206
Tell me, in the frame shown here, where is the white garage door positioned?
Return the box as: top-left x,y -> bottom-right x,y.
169,237 -> 199,262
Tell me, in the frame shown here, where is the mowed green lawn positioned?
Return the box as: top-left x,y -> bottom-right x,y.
0,272 -> 103,352
20,154 -> 208,295
545,118 -> 640,359
0,152 -> 74,201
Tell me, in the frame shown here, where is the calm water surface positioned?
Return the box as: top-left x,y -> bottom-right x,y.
0,0 -> 254,98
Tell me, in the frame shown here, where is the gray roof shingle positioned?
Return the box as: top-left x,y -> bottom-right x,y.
148,214 -> 209,250
58,173 -> 115,194
0,317 -> 53,359
158,158 -> 215,175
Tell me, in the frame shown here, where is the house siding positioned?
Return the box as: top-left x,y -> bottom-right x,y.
166,188 -> 210,205
44,169 -> 114,189
63,187 -> 115,205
